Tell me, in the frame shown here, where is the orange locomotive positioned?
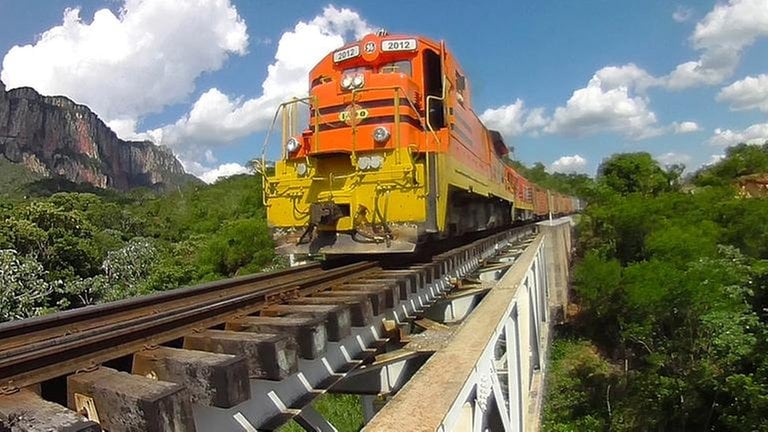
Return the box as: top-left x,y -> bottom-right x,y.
263,31 -> 576,255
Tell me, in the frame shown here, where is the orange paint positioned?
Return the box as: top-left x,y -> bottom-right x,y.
294,32 -> 574,216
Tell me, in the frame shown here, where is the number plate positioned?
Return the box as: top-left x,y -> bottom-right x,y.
74,393 -> 100,423
333,45 -> 360,63
382,39 -> 418,52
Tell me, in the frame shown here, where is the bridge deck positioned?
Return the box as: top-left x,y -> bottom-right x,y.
365,218 -> 572,432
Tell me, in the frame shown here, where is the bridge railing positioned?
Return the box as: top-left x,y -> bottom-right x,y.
364,218 -> 573,432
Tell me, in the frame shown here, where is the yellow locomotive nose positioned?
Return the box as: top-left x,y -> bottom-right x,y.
265,145 -> 427,255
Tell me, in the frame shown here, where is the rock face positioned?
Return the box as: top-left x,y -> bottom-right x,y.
0,80 -> 199,191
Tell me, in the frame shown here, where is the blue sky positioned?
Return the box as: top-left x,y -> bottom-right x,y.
1,0 -> 767,181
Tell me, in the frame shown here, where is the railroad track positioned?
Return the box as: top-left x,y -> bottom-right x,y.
0,224 -> 537,431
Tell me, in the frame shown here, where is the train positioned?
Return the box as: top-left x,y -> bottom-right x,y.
262,31 -> 581,255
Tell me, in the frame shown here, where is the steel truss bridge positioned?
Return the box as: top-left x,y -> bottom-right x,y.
0,218 -> 573,432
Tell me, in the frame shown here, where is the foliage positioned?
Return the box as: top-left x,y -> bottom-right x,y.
544,144 -> 768,432
597,152 -> 676,196
196,218 -> 274,278
694,142 -> 768,186
279,394 -> 364,432
0,250 -> 55,321
0,173 -> 277,323
0,157 -> 43,193
542,340 -> 617,432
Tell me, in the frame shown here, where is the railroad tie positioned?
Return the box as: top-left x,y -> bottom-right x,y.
312,290 -> 387,316
131,346 -> 250,409
0,389 -> 100,432
260,304 -> 352,342
225,315 -> 328,360
289,296 -> 374,328
336,282 -> 398,309
376,269 -> 424,293
183,330 -> 298,381
354,277 -> 411,301
66,367 -> 195,432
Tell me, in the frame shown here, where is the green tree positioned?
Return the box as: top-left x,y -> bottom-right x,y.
0,250 -> 55,322
197,218 -> 275,278
102,237 -> 159,299
597,152 -> 673,196
546,148 -> 768,432
695,142 -> 768,186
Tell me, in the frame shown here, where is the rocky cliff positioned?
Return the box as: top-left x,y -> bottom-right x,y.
0,80 -> 200,191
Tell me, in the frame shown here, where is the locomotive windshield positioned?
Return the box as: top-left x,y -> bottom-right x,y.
342,66 -> 372,75
379,60 -> 412,76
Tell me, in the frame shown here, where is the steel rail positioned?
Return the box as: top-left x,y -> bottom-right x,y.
0,261 -> 379,389
0,263 -> 320,340
0,260 -> 371,355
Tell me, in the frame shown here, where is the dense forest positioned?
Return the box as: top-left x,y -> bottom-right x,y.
0,174 -> 278,322
543,143 -> 768,431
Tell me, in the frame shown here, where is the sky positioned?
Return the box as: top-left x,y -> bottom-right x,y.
0,0 -> 767,182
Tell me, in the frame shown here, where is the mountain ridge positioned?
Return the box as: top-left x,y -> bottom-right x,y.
0,79 -> 200,192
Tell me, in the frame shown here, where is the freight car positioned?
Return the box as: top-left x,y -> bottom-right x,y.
262,31 -> 577,255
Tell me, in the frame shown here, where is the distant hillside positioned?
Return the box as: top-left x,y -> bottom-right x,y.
0,156 -> 43,192
0,79 -> 201,192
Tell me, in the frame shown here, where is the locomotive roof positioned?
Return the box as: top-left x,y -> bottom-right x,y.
309,33 -> 443,77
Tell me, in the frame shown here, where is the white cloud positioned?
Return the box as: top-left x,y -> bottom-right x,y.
475,0 -> 768,146
544,72 -> 660,139
705,154 -> 725,165
1,0 -> 248,122
479,99 -> 548,138
484,64 -> 700,140
549,155 -> 587,174
198,162 -> 250,184
594,64 -> 659,93
672,121 -> 701,133
717,74 -> 768,112
673,6 -> 694,23
708,123 -> 768,147
663,0 -> 768,89
657,152 -> 692,166
146,5 -> 373,161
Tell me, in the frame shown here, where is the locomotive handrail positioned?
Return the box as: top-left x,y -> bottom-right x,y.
262,86 -> 443,205
350,85 -> 441,198
260,96 -> 321,206
425,73 -> 450,199
349,85 -> 441,155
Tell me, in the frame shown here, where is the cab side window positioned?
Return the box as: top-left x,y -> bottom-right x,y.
423,49 -> 445,129
455,71 -> 466,105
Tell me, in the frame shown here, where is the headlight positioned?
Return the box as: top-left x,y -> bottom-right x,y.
296,162 -> 308,177
369,155 -> 384,169
341,75 -> 353,89
286,137 -> 300,153
352,73 -> 364,88
357,156 -> 371,170
373,126 -> 390,143
356,155 -> 383,171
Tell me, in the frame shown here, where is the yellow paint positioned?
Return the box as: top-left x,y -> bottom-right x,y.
268,148 -> 533,234
266,147 -> 427,231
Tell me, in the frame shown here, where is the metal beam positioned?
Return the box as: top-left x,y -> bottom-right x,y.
364,218 -> 573,432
